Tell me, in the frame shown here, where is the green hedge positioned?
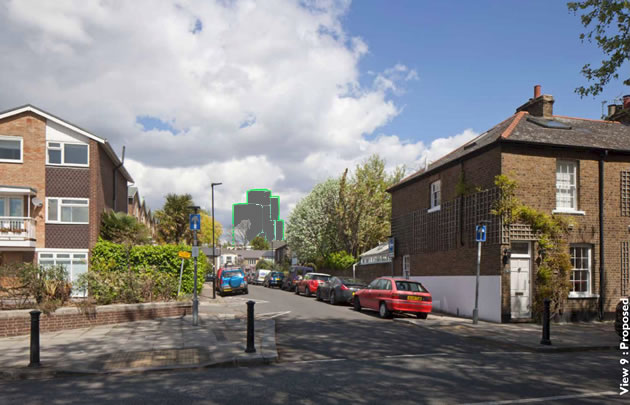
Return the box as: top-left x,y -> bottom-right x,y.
91,239 -> 208,295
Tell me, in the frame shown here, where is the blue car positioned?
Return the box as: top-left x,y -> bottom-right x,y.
218,268 -> 248,296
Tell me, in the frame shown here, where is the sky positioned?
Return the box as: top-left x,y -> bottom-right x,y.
0,0 -> 628,242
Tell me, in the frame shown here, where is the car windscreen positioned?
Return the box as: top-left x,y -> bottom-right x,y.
395,281 -> 427,292
340,278 -> 364,286
312,275 -> 330,281
224,271 -> 243,278
271,272 -> 284,277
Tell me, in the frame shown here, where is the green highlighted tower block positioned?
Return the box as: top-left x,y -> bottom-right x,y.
232,189 -> 285,244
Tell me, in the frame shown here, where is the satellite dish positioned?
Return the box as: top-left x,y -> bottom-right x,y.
32,197 -> 43,207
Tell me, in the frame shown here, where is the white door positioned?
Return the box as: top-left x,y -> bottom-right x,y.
510,257 -> 531,318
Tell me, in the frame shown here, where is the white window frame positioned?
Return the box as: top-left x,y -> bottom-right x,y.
46,141 -> 89,167
569,245 -> 593,298
46,197 -> 90,224
554,160 -> 583,214
428,180 -> 441,213
0,135 -> 23,163
37,250 -> 89,298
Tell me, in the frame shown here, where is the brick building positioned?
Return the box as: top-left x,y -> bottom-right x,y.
0,105 -> 133,294
388,86 -> 630,322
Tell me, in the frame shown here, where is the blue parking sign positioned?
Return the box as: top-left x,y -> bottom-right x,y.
475,225 -> 487,242
190,214 -> 201,231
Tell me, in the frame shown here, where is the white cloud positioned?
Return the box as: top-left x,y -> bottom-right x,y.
0,0 -> 475,230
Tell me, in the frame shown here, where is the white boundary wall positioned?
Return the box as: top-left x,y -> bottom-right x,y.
410,275 -> 502,323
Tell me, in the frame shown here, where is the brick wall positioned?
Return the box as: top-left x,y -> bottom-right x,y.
502,143 -> 630,316
0,112 -> 47,248
0,302 -> 191,337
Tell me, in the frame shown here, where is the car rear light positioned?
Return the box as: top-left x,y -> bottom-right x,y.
394,294 -> 407,300
340,284 -> 348,290
424,295 -> 432,302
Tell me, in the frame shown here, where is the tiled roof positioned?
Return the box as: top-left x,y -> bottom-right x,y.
388,111 -> 630,192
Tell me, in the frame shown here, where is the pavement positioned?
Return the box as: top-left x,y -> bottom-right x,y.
0,283 -> 277,380
394,311 -> 620,352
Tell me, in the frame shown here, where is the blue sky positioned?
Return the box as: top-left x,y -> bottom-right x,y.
0,0 -> 627,239
344,0 -> 628,142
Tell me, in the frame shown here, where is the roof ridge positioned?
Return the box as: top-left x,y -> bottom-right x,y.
500,111 -> 528,138
552,114 -> 620,124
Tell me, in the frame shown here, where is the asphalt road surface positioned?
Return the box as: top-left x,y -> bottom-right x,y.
0,285 -> 624,405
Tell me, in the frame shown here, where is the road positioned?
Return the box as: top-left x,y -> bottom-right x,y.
0,285 -> 624,404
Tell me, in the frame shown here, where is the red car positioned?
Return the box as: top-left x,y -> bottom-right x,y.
296,273 -> 331,297
353,277 -> 432,319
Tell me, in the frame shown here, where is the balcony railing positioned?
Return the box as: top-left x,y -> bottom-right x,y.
0,217 -> 36,241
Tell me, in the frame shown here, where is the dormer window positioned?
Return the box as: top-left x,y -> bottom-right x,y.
47,142 -> 89,167
429,180 -> 441,212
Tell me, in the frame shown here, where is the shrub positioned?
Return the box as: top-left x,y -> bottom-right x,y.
256,259 -> 273,270
324,251 -> 355,270
90,239 -> 207,296
0,263 -> 71,313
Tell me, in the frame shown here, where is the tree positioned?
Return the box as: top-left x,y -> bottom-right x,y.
155,193 -> 194,244
233,219 -> 251,247
336,155 -> 405,257
287,178 -> 342,263
568,1 -> 630,96
250,235 -> 270,250
100,211 -> 151,245
199,211 -> 223,246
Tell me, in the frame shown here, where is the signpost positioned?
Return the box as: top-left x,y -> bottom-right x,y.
189,208 -> 201,326
473,223 -> 489,325
388,236 -> 395,276
177,251 -> 191,296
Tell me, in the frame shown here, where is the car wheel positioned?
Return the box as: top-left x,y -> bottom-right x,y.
305,287 -> 311,297
316,289 -> 322,301
379,302 -> 392,319
244,288 -> 249,294
353,297 -> 361,312
329,291 -> 336,305
416,312 -> 428,319
295,286 -> 300,295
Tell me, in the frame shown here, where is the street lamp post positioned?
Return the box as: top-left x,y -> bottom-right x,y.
211,182 -> 222,300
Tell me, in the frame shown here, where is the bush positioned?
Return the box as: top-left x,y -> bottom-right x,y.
90,239 -> 208,296
256,259 -> 273,270
324,251 -> 355,271
76,258 -> 176,305
0,263 -> 71,313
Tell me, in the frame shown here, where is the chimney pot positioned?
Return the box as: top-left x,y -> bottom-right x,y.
534,85 -> 541,99
624,95 -> 630,110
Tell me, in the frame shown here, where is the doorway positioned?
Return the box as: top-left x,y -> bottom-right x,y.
510,241 -> 531,319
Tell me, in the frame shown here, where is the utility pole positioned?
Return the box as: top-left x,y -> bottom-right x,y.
189,206 -> 201,326
211,182 -> 222,300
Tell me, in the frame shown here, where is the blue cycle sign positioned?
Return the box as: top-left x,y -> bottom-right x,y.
189,214 -> 201,231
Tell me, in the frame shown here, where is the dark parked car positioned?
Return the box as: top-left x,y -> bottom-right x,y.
316,277 -> 366,305
263,271 -> 285,288
616,297 -> 629,338
282,265 -> 314,291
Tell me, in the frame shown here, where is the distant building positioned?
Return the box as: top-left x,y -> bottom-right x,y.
232,189 -> 284,244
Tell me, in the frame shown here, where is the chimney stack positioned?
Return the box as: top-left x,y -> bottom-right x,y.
516,85 -> 554,117
608,104 -> 618,117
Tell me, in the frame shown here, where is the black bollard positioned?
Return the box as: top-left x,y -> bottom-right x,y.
540,298 -> 551,345
29,310 -> 41,367
245,300 -> 256,353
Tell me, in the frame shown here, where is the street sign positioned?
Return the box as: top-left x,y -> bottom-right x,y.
192,246 -> 199,258
178,251 -> 191,259
189,214 -> 201,231
475,225 -> 487,243
388,237 -> 395,258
